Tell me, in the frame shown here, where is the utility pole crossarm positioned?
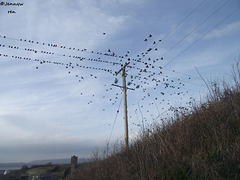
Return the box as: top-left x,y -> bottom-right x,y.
111,84 -> 135,91
115,62 -> 130,75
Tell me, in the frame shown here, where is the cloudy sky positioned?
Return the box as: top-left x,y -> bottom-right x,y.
0,0 -> 239,163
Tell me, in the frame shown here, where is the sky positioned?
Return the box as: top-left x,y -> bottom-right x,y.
0,0 -> 240,163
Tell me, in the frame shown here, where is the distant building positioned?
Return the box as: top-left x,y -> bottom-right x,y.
71,155 -> 78,174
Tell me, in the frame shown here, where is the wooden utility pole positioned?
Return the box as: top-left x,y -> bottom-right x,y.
122,66 -> 129,149
113,62 -> 134,149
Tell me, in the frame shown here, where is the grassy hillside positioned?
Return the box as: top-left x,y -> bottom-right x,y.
70,66 -> 240,179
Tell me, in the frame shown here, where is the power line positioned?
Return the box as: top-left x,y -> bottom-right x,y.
4,44 -> 200,91
0,34 -> 127,61
163,6 -> 240,67
162,0 -> 209,41
0,42 -> 123,67
0,42 -> 200,99
163,68 -> 200,79
141,0 -> 209,55
162,0 -> 232,57
0,41 -> 203,105
107,97 -> 123,145
0,34 -> 201,81
125,56 -> 201,81
0,52 -> 115,74
0,51 -> 198,132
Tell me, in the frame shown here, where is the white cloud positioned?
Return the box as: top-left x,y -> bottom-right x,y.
204,21 -> 240,39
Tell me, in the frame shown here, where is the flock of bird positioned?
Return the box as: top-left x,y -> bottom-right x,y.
0,33 -> 201,130
1,0 -> 238,140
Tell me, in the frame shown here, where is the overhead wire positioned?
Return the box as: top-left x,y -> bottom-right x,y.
0,34 -> 127,62
162,0 -> 232,57
0,39 -> 200,97
0,36 -> 204,110
107,97 -> 123,145
131,0 -> 209,81
0,52 -> 115,74
162,0 -> 209,41
162,68 -> 200,79
0,34 -> 201,80
163,5 -> 240,67
0,40 -> 123,67
151,0 -> 209,50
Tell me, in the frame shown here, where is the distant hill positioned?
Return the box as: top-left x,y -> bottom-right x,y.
28,158 -> 70,165
28,157 -> 91,165
0,157 -> 91,171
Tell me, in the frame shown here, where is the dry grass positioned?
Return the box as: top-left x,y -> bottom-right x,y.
70,64 -> 240,180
